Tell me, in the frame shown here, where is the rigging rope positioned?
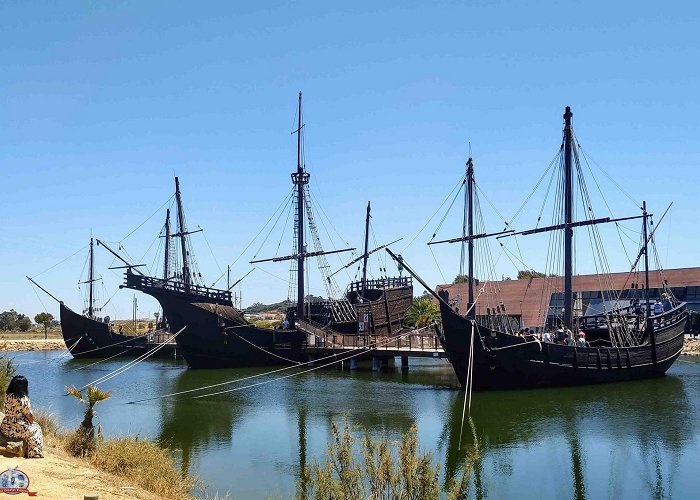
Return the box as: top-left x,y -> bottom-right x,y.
120,195 -> 175,243
34,244 -> 88,277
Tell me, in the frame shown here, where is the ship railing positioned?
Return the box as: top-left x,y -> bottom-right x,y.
347,276 -> 412,293
125,273 -> 232,303
578,302 -> 687,331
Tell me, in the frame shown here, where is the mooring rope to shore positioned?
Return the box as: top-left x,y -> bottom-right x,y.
75,327 -> 185,391
125,325 -> 435,405
231,332 -> 303,365
13,335 -> 84,367
458,321 -> 476,451
67,342 -> 146,372
190,328 -> 425,400
64,333 -> 149,357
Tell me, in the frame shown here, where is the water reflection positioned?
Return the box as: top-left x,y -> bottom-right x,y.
442,375 -> 693,499
157,369 -> 244,476
15,350 -> 700,498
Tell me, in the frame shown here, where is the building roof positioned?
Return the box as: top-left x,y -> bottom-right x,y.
436,267 -> 700,327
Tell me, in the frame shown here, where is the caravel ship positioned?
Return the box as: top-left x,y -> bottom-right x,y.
389,106 -> 688,390
126,93 -> 413,368
29,239 -> 155,359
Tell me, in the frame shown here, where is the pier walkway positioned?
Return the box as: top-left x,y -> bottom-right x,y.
298,320 -> 446,359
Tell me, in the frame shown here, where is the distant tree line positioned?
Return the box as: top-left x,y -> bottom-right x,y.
0,309 -> 58,332
452,270 -> 558,283
244,295 -> 325,314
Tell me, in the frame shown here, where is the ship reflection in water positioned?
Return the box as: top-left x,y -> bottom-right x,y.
15,351 -> 700,498
441,362 -> 696,499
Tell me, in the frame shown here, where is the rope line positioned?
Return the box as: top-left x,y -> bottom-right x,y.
125,325 -> 435,404
458,321 -> 475,450
192,328 -> 422,399
76,327 -> 185,391
232,332 -> 303,365
14,335 -> 83,366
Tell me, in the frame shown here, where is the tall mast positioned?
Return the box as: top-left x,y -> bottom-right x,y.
163,208 -> 171,281
467,158 -> 475,320
361,201 -> 371,299
563,106 -> 574,329
88,237 -> 95,318
175,177 -> 190,290
292,92 -> 309,320
642,200 -> 657,363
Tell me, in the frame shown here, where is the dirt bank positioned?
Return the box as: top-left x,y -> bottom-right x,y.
683,338 -> 700,356
0,447 -> 161,499
0,339 -> 66,351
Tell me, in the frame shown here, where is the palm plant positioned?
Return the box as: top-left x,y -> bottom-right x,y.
404,297 -> 441,328
65,384 -> 111,456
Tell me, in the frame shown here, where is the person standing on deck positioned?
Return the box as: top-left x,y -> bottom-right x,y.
654,299 -> 664,315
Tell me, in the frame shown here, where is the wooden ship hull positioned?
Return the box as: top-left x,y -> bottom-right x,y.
124,280 -> 306,368
59,302 -> 152,359
438,298 -> 688,390
298,278 -> 414,336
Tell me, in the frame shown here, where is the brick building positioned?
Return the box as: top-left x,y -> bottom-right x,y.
437,267 -> 700,332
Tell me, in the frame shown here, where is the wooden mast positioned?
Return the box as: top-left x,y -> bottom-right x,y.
164,208 -> 171,281
642,200 -> 657,363
361,201 -> 371,299
174,177 -> 190,291
88,237 -> 95,319
467,158 -> 475,320
563,106 -> 574,329
292,92 -> 309,320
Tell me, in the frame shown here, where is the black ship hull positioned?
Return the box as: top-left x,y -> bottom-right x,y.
59,303 -> 151,359
438,299 -> 688,390
125,272 -> 411,369
136,292 -> 306,369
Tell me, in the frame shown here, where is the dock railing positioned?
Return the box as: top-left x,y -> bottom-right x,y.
299,320 -> 441,353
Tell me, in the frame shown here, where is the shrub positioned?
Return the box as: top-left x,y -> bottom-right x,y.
0,358 -> 15,412
297,423 -> 441,500
91,437 -> 195,499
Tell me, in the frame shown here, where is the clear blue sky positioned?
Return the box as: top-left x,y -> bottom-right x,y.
2,1 -> 699,321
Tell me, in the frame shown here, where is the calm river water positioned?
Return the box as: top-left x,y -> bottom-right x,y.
6,350 -> 700,498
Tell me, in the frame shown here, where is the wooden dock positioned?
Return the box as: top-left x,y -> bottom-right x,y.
298,320 -> 446,365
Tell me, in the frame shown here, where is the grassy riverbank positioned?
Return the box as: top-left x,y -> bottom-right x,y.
29,410 -> 196,499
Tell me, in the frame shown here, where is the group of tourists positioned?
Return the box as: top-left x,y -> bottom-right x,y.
518,327 -> 588,347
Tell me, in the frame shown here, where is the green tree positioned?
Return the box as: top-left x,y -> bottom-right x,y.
453,274 -> 469,284
404,297 -> 440,328
65,384 -> 112,457
517,270 -> 547,280
16,316 -> 32,332
34,312 -> 54,339
0,310 -> 19,331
